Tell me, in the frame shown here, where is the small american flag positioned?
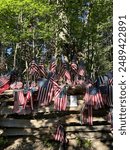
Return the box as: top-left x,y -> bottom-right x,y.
57,60 -> 71,83
39,64 -> 47,77
29,60 -> 41,78
71,61 -> 78,73
54,87 -> 67,111
54,124 -> 66,143
13,90 -> 25,113
49,56 -> 56,73
81,104 -> 93,126
0,75 -> 10,88
78,61 -> 86,77
37,79 -> 54,106
89,87 -> 103,109
37,73 -> 60,106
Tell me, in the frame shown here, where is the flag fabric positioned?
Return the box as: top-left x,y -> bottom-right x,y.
82,84 -> 104,125
53,82 -> 61,100
71,61 -> 78,74
37,72 -> 61,106
29,60 -> 41,79
10,81 -> 23,90
49,56 -> 56,73
54,87 -> 67,111
23,90 -> 33,110
37,79 -> 54,106
54,124 -> 66,143
13,90 -> 25,113
80,104 -> 93,125
78,60 -> 86,77
0,83 -> 10,94
0,75 -> 10,94
89,87 -> 103,109
0,75 -> 10,88
57,57 -> 71,82
39,64 -> 47,77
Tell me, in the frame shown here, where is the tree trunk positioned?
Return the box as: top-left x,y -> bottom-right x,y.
13,43 -> 19,69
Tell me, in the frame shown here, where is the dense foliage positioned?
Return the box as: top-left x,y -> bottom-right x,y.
0,0 -> 112,79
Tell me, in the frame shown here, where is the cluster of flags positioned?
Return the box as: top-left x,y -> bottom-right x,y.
13,89 -> 34,113
81,71 -> 113,125
27,57 -> 113,126
28,55 -> 86,110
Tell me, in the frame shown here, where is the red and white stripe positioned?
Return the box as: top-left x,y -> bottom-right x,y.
37,80 -> 54,106
71,62 -> 78,73
13,90 -> 25,113
49,57 -> 56,73
29,61 -> 41,78
39,64 -> 47,77
0,76 -> 9,87
54,125 -> 65,142
54,92 -> 67,111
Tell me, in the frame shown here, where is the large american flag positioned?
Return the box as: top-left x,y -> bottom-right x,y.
81,104 -> 93,126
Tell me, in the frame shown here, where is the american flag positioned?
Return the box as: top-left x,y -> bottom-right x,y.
37,73 -> 61,106
29,60 -> 41,79
0,75 -> 10,87
71,61 -> 78,73
89,87 -> 103,109
54,87 -> 67,111
54,124 -> 66,143
13,90 -> 25,113
49,56 -> 56,73
38,63 -> 47,77
24,90 -> 33,110
78,61 -> 86,77
37,79 -> 54,106
81,104 -> 93,126
53,82 -> 61,100
57,61 -> 71,83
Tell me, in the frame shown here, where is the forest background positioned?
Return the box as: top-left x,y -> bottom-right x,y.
0,0 -> 112,80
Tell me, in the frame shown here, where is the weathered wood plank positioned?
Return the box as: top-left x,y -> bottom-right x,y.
0,103 -> 109,117
0,117 -> 108,128
0,90 -> 14,96
2,125 -> 111,136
